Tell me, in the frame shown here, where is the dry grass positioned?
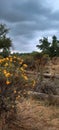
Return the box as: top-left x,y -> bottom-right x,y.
7,97 -> 59,130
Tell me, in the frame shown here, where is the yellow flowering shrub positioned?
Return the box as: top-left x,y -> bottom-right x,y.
0,55 -> 28,114
0,55 -> 36,117
0,55 -> 28,84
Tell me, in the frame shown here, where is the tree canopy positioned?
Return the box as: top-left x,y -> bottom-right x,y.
0,24 -> 12,57
37,35 -> 59,57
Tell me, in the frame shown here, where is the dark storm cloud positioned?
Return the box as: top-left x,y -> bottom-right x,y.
0,0 -> 51,22
0,0 -> 59,52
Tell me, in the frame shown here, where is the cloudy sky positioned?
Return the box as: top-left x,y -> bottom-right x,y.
0,0 -> 59,53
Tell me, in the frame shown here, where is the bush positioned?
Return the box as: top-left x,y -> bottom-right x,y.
36,81 -> 57,95
0,55 -> 28,116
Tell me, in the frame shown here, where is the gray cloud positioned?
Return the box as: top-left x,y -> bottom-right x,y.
0,0 -> 51,22
0,0 -> 59,52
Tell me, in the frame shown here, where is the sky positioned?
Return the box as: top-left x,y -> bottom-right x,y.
0,0 -> 59,53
